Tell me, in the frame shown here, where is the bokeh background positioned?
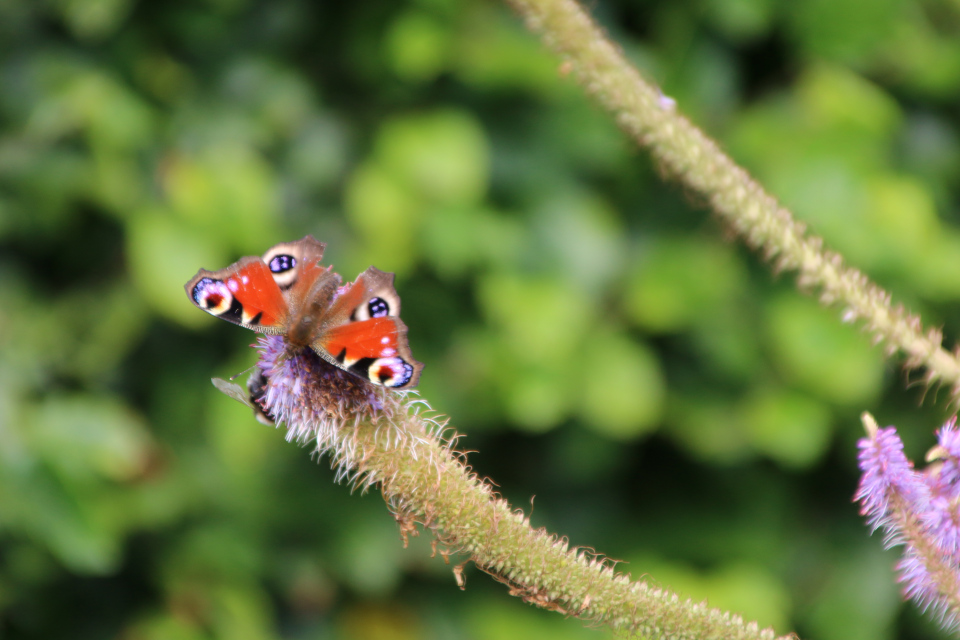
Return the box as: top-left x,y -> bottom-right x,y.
2,0 -> 960,638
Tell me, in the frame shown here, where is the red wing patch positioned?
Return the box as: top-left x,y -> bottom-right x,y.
318,317 -> 402,365
187,259 -> 288,331
315,317 -> 423,388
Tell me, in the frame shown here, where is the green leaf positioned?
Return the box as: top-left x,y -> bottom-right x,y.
477,273 -> 593,364
806,547 -> 900,640
911,229 -> 960,300
375,109 -> 490,205
55,0 -> 134,41
668,393 -> 752,463
162,145 -> 281,252
345,161 -> 422,273
798,64 -> 901,136
740,386 -> 833,467
861,174 -> 939,271
786,0 -> 906,64
702,0 -> 775,41
468,597 -> 608,640
578,331 -> 664,440
503,363 -> 572,433
386,10 -> 451,82
453,5 -> 565,96
531,192 -> 627,292
629,557 -> 791,634
421,206 -> 524,278
624,237 -> 746,333
28,394 -> 152,483
765,294 -> 884,405
127,209 -> 228,326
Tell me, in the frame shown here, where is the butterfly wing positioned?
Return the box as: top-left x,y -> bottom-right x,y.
263,235 -> 347,347
185,235 -> 330,334
185,257 -> 289,332
313,267 -> 424,388
320,316 -> 422,388
260,235 -> 328,296
187,240 -> 424,389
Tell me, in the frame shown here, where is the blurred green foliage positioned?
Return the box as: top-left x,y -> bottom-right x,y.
1,0 -> 959,638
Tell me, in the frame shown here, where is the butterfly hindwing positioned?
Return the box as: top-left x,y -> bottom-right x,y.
186,257 -> 288,332
318,317 -> 422,388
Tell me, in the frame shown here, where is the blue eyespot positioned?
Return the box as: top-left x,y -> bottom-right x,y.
269,254 -> 296,273
368,297 -> 389,318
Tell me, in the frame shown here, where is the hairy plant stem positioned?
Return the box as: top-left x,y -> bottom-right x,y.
334,392 -> 784,640
243,338 -> 788,639
503,0 -> 960,401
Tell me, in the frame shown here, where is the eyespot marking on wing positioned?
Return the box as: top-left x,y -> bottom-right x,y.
266,253 -> 298,288
193,278 -> 236,316
352,296 -> 392,321
261,236 -> 326,291
372,357 -> 415,387
347,356 -> 414,387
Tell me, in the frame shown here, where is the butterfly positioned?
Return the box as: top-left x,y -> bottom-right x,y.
185,236 -> 423,389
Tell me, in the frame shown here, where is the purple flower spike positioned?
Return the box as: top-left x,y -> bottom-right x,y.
855,415 -> 925,531
896,550 -> 938,613
930,418 -> 960,497
920,417 -> 960,562
855,413 -> 960,631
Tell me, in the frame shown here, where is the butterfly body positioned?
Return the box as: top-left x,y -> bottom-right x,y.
186,236 -> 423,389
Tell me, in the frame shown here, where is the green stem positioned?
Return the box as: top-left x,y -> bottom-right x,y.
248,336 -> 796,640
229,334 -> 791,639
342,392 -> 786,640
503,0 -> 960,400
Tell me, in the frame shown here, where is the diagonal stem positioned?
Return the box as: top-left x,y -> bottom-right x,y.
244,338 -> 791,639
503,0 -> 960,403
346,394 -> 787,640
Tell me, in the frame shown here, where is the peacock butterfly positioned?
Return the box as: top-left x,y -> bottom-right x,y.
185,236 -> 423,389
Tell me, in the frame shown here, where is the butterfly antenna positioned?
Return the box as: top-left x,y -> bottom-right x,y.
229,363 -> 259,381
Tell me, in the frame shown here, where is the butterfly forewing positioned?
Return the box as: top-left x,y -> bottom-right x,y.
186,258 -> 288,332
326,267 -> 402,323
261,236 -> 327,293
260,236 -> 344,347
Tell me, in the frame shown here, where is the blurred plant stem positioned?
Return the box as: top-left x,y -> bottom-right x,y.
504,0 -> 960,402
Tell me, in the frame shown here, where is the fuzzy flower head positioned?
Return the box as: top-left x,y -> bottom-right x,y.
211,334 -> 434,490
251,334 -> 388,446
